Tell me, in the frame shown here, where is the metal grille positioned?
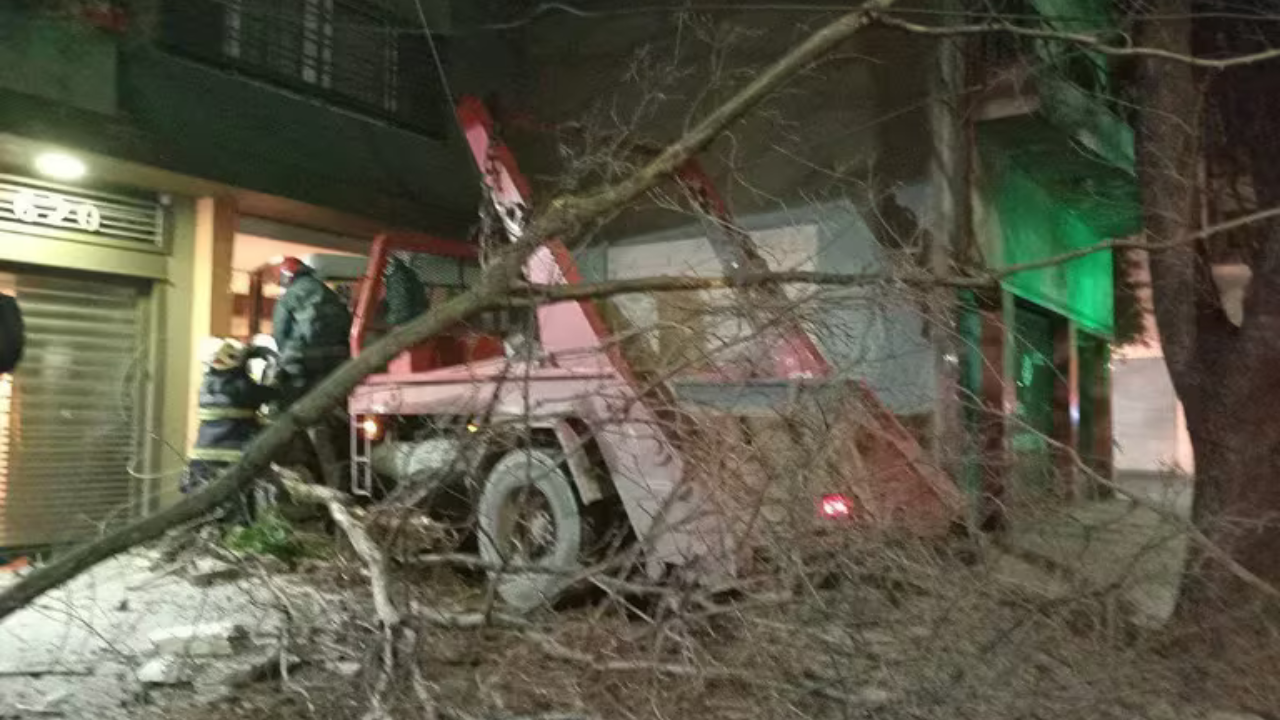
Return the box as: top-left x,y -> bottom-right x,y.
160,0 -> 447,137
392,251 -> 532,336
0,176 -> 165,248
396,251 -> 467,289
974,0 -> 1036,68
330,0 -> 395,111
0,270 -> 148,548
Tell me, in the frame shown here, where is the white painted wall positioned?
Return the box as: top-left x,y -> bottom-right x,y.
1111,254 -> 1195,474
592,201 -> 937,415
1111,355 -> 1192,473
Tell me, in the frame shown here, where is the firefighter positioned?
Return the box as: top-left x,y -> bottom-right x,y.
272,257 -> 352,407
383,255 -> 427,326
1,293 -> 23,567
187,337 -> 276,524
0,292 -> 23,375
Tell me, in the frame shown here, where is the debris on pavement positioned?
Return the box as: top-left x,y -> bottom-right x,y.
136,656 -> 189,686
224,649 -> 302,689
147,622 -> 248,657
0,548 -> 340,720
187,558 -> 244,588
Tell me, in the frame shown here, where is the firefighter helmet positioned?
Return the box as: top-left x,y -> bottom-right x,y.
200,337 -> 247,371
278,256 -> 309,287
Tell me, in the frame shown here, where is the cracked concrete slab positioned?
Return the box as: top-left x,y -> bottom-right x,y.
0,550 -> 323,720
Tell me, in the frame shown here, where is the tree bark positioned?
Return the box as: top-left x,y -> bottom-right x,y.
1137,0 -> 1280,626
1181,403 -> 1280,612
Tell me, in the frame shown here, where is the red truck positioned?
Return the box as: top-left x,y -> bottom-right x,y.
249,99 -> 963,611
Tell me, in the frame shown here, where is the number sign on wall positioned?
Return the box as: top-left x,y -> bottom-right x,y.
10,190 -> 103,233
0,176 -> 164,247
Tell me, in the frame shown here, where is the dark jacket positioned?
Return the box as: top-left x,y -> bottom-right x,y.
191,363 -> 275,463
0,293 -> 23,374
272,270 -> 352,368
383,256 -> 427,326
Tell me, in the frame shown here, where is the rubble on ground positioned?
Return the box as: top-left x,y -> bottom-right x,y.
187,559 -> 243,588
1,476 -> 1272,720
0,548 -> 343,720
147,622 -> 248,657
136,656 -> 188,686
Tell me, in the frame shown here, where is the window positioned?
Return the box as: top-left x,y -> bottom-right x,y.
973,0 -> 1038,72
160,0 -> 447,136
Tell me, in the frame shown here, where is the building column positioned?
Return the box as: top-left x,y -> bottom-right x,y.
1079,335 -> 1114,497
926,5 -> 972,477
962,288 -> 1018,528
974,291 -> 1011,527
185,196 -> 237,450
153,198 -> 200,509
1093,344 -> 1114,486
192,196 -> 237,337
1052,319 -> 1081,499
1000,289 -> 1018,444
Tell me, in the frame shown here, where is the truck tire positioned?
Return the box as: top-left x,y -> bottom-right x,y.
477,447 -> 584,612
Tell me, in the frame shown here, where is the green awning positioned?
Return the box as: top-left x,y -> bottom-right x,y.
979,116 -> 1141,338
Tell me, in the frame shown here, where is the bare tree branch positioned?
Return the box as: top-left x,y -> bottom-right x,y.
280,472 -> 401,631
0,0 -> 899,623
525,631 -> 895,706
872,12 -> 1280,69
520,0 -> 896,248
513,203 -> 1280,302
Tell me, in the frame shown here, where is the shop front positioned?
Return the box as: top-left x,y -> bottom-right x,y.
0,172 -> 168,550
967,115 -> 1141,505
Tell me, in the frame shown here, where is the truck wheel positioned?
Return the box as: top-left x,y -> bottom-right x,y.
477,447 -> 584,612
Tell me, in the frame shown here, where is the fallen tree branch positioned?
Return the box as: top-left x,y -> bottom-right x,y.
411,602 -> 531,630
281,473 -> 401,630
0,289 -> 484,622
514,203 -> 1280,301
525,632 -> 893,706
522,0 -> 898,244
278,471 -> 407,720
0,0 -> 894,622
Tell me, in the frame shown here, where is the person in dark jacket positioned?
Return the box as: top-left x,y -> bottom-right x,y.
186,338 -> 276,525
0,292 -> 23,375
382,255 -> 427,327
272,257 -> 352,407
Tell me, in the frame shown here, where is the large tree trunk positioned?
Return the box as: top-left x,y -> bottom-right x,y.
1180,387 -> 1280,619
1137,0 -> 1280,627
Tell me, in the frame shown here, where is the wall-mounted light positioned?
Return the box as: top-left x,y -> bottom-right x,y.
33,152 -> 87,181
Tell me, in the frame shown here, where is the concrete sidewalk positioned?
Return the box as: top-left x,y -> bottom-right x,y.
992,472 -> 1193,627
0,550 -> 316,719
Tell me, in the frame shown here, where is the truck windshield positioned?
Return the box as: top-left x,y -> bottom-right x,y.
390,251 -> 534,339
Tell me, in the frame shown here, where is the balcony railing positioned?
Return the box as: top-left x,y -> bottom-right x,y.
158,0 -> 448,138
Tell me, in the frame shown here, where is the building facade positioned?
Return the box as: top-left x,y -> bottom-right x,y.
520,0 -> 1136,513
0,0 -> 1140,548
0,0 -> 494,549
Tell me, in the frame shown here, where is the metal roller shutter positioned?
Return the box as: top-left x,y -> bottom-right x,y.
0,268 -> 149,548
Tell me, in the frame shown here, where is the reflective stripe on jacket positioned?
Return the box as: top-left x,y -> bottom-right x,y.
192,365 -> 273,463
197,407 -> 259,421
189,447 -> 245,463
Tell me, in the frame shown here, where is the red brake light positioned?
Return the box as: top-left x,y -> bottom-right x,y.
820,494 -> 853,519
